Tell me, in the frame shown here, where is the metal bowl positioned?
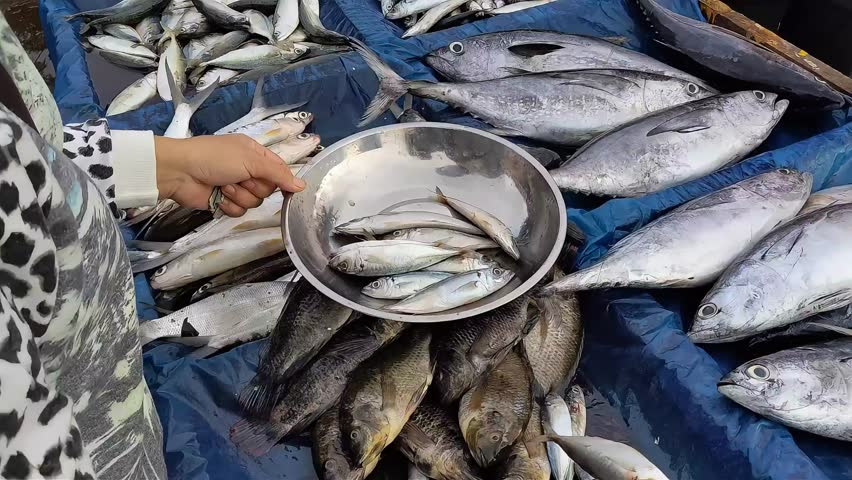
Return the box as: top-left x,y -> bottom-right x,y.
282,122 -> 567,322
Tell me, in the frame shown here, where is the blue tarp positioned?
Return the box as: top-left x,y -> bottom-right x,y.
39,0 -> 852,478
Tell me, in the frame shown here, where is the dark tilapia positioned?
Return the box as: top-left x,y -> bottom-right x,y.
238,278 -> 354,417
458,349 -> 532,468
426,30 -> 708,85
341,328 -> 434,469
523,290 -> 583,397
191,252 -> 294,302
497,400 -> 550,480
397,401 -> 483,480
749,306 -> 852,350
434,295 -> 537,404
354,42 -> 714,145
230,318 -> 408,456
312,406 -> 376,480
636,0 -> 845,109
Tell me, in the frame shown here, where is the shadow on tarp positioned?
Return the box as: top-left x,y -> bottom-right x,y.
568,120 -> 852,480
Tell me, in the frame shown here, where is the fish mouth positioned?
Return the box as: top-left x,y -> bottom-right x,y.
773,98 -> 791,117
686,327 -> 717,343
424,54 -> 453,75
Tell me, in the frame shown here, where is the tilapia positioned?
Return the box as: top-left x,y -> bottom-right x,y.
335,211 -> 483,237
150,227 -> 284,289
497,401 -> 550,480
386,0 -> 450,19
200,43 -> 307,69
718,338 -> 852,441
157,30 -> 186,101
749,306 -> 852,350
273,0 -> 299,45
239,277 -> 354,417
268,132 -> 321,163
459,349 -> 532,468
246,9 -> 275,42
136,15 -> 163,49
312,407 -> 377,480
191,252 -> 294,301
362,271 -> 453,300
103,23 -> 144,42
523,290 -> 583,396
215,76 -> 307,133
330,240 -> 462,277
435,187 -> 519,260
402,0 -> 469,38
79,0 -> 170,34
637,0 -> 844,110
690,203 -> 852,343
385,267 -> 515,314
550,91 -> 789,197
354,43 -> 715,144
384,228 -> 498,251
191,0 -> 251,29
544,394 -> 573,480
798,184 -> 852,216
196,68 -> 239,90
230,318 -> 408,456
434,295 -> 537,403
424,251 -> 496,273
99,50 -> 158,69
228,114 -> 310,146
539,435 -> 668,480
107,71 -> 158,116
163,63 -> 219,138
541,169 -> 812,294
187,30 -> 251,68
341,328 -> 434,469
397,401 -> 484,480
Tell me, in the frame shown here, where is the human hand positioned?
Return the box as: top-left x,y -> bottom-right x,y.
154,134 -> 306,217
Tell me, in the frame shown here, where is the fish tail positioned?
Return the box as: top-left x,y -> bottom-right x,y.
352,40 -> 410,127
538,266 -> 603,295
229,417 -> 285,457
238,375 -> 284,417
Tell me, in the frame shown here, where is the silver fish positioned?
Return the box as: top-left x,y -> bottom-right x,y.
164,63 -> 219,138
362,271 -> 453,299
246,9 -> 275,42
136,15 -> 163,49
79,0 -> 171,34
384,228 -> 498,250
151,227 -> 285,289
138,281 -> 291,344
402,0 -> 469,38
386,0 -> 450,19
490,0 -> 553,14
551,91 -> 789,197
299,0 -> 350,45
196,68 -> 239,90
544,394 -> 574,480
798,184 -> 852,217
690,203 -> 852,343
176,7 -> 213,38
215,76 -> 308,133
354,43 -> 715,144
273,0 -> 299,45
228,115 -> 310,146
99,50 -> 158,69
335,211 -> 483,237
107,71 -> 158,116
381,0 -> 397,16
200,43 -> 307,69
284,27 -> 308,42
424,251 -> 496,273
330,240 -> 462,277
719,338 -> 852,441
385,267 -> 515,314
190,0 -> 251,29
267,132 -> 321,163
187,30 -> 251,68
157,30 -> 186,101
89,34 -> 157,59
541,169 -> 812,294
542,436 -> 668,480
69,0 -> 159,19
435,187 -> 519,260
103,23 -> 143,42
184,34 -> 224,66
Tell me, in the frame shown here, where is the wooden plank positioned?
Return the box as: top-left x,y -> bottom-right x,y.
699,0 -> 852,96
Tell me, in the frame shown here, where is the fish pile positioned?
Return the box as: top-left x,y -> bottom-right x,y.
69,0 -> 351,116
381,0 -> 556,38
328,187 -> 519,315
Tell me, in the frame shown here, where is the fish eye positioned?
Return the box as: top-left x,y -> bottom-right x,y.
686,83 -> 700,95
295,46 -> 307,54
393,230 -> 403,236
155,266 -> 167,276
338,260 -> 349,270
323,460 -> 336,470
492,267 -> 504,275
297,133 -> 310,139
298,111 -> 309,119
315,145 -> 324,152
449,42 -> 464,55
746,364 -> 771,380
370,280 -> 382,289
753,91 -> 766,102
697,303 -> 719,319
490,433 -> 500,442
199,284 -> 209,292
779,168 -> 792,175
350,431 -> 359,440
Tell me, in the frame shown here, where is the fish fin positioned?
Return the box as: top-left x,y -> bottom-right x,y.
249,101 -> 310,120
552,72 -> 639,96
400,421 -> 434,451
251,76 -> 268,110
238,375 -> 286,418
507,43 -> 565,58
165,62 -> 186,110
127,240 -> 174,251
758,226 -> 807,261
804,290 -> 852,313
652,38 -> 684,54
229,418 -> 285,456
564,218 -> 586,244
646,108 -> 716,136
351,39 -> 410,127
388,101 -> 404,119
500,66 -> 534,76
130,251 -> 184,274
187,77 -> 220,113
486,127 -> 524,137
600,35 -> 629,46
807,323 -> 852,337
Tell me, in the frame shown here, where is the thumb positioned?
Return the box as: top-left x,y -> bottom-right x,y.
247,141 -> 307,193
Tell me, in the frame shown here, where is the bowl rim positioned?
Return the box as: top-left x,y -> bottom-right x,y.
282,122 -> 567,323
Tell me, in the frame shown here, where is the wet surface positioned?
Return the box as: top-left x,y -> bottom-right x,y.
3,0 -> 56,87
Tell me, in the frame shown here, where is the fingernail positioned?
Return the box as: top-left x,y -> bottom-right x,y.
244,180 -> 256,189
294,177 -> 306,190
221,198 -> 230,206
223,185 -> 235,195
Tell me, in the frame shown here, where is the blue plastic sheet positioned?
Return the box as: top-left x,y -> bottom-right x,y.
38,0 -> 852,477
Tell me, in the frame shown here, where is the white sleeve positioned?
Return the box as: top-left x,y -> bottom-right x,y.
110,130 -> 159,209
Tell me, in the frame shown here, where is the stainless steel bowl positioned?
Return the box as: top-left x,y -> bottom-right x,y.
282,122 -> 567,322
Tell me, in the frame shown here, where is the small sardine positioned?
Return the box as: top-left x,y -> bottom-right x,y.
104,23 -> 144,42
135,15 -> 163,49
330,240 -> 462,277
196,68 -> 239,90
273,0 -> 299,45
200,43 -> 307,69
89,34 -> 157,59
99,50 -> 158,69
229,115 -> 310,146
362,271 -> 453,300
402,0 -> 469,38
384,228 -> 498,250
385,267 -> 515,314
191,252 -> 293,302
386,0 -> 448,19
335,211 -> 483,237
435,187 -> 519,260
490,0 -> 553,13
541,435 -> 668,480
215,76 -> 308,132
176,7 -> 213,38
544,394 -> 573,480
424,251 -> 496,273
107,71 -> 158,116
267,132 -> 321,164
187,30 -> 251,68
157,31 -> 186,101
191,0 -> 250,29
246,9 -> 274,42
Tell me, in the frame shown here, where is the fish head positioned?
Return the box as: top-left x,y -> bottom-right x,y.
284,43 -> 310,59
723,91 -> 790,128
386,1 -> 413,19
362,277 -> 395,298
467,411 -> 519,467
643,77 -> 715,111
425,38 -> 490,80
286,111 -> 315,125
739,169 -> 813,204
150,262 -> 191,290
329,248 -> 366,274
319,451 -> 365,480
689,263 -> 782,343
334,217 -> 373,236
346,416 -> 389,468
179,22 -> 201,35
483,267 -> 516,290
